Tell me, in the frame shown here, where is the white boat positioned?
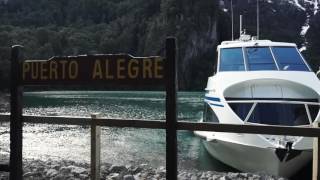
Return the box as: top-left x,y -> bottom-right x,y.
194,35 -> 320,177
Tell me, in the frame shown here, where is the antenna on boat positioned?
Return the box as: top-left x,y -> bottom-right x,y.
240,14 -> 243,36
231,0 -> 234,40
257,0 -> 260,39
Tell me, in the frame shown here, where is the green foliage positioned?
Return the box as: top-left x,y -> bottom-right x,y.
0,0 -> 220,90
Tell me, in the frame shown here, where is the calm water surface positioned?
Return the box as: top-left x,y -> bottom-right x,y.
0,91 -> 233,171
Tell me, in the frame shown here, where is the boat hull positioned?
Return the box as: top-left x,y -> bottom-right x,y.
203,138 -> 312,177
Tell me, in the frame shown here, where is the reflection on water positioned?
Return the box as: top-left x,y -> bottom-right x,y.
0,91 -> 233,171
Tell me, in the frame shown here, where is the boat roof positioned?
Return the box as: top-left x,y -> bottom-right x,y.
218,40 -> 297,49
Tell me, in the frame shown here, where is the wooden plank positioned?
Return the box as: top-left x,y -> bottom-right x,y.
91,114 -> 101,180
24,115 -> 91,125
22,115 -> 166,128
10,45 -> 24,180
165,37 -> 178,180
313,122 -> 320,180
95,119 -> 166,129
3,114 -> 320,137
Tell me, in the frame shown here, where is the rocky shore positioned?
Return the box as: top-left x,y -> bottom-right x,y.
0,159 -> 286,180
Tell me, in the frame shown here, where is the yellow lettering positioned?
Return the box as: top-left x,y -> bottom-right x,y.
69,61 -> 78,79
143,58 -> 152,79
31,62 -> 39,79
22,62 -> 30,80
105,59 -> 114,79
59,60 -> 68,79
92,60 -> 103,79
154,58 -> 163,79
50,61 -> 58,80
128,59 -> 139,79
40,61 -> 47,80
117,59 -> 125,79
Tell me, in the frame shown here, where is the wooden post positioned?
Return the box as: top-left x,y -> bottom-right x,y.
313,122 -> 320,180
91,113 -> 101,180
165,37 -> 178,180
10,45 -> 23,180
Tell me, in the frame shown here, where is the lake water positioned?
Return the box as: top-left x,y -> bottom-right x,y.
0,91 -> 234,171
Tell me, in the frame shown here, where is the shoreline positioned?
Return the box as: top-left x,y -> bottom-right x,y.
0,92 -> 9,113
0,158 -> 286,180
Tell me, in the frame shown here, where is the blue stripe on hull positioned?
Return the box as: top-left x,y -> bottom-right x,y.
204,96 -> 221,102
209,103 -> 224,107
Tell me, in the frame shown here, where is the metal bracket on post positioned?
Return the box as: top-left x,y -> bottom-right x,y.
313,122 -> 320,180
10,45 -> 24,180
165,37 -> 178,180
91,113 -> 101,180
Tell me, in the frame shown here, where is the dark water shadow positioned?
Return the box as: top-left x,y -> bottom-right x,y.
290,161 -> 311,180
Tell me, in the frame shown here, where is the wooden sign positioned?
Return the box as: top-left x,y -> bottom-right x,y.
21,54 -> 164,86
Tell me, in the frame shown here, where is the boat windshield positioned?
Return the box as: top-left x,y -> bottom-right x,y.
246,47 -> 277,71
272,47 -> 309,71
219,46 -> 310,72
219,48 -> 245,71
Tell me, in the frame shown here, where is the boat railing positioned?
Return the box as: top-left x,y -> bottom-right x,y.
226,100 -> 320,106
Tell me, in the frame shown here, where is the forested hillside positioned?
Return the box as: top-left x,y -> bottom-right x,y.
0,0 -> 319,90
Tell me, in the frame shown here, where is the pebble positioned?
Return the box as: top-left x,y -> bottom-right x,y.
109,165 -> 127,173
23,172 -> 35,177
70,166 -> 87,174
108,173 -> 120,180
46,169 -> 58,177
191,175 -> 198,180
123,174 -> 135,180
60,166 -> 72,174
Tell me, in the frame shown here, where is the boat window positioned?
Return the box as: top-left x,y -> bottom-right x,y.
229,103 -> 253,120
203,103 -> 219,123
272,47 -> 309,71
308,105 -> 319,121
219,48 -> 245,71
246,47 -> 277,71
248,103 -> 309,126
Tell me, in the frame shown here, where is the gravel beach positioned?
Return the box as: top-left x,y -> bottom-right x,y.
0,158 -> 287,180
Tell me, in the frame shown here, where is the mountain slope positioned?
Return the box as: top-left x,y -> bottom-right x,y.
0,0 -> 319,90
